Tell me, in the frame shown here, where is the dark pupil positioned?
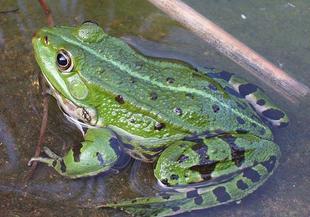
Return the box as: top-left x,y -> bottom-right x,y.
57,53 -> 68,66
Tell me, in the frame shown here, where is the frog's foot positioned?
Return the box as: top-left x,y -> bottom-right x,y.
28,128 -> 123,179
102,134 -> 280,217
207,70 -> 288,127
28,146 -> 62,166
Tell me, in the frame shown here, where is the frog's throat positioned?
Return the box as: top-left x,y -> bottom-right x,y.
43,76 -> 99,131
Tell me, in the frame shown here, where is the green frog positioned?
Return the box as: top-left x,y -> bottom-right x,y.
30,22 -> 288,217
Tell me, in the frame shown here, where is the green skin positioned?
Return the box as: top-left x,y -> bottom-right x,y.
30,22 -> 288,217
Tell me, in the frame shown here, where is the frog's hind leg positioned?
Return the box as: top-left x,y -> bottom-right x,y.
101,134 -> 280,217
207,70 -> 288,127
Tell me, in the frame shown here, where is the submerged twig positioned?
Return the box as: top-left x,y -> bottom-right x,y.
147,0 -> 309,103
24,73 -> 49,182
24,0 -> 55,183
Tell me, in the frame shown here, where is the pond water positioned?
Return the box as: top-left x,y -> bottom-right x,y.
0,0 -> 309,216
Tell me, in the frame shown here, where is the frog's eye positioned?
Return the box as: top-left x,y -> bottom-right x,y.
56,49 -> 73,73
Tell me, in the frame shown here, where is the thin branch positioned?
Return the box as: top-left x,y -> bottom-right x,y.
24,73 -> 49,182
147,0 -> 309,103
38,0 -> 55,27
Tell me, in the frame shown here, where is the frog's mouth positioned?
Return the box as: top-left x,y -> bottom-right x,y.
42,77 -> 98,133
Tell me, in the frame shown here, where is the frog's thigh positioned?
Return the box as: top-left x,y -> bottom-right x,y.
207,70 -> 288,127
154,134 -> 280,187
29,128 -> 122,178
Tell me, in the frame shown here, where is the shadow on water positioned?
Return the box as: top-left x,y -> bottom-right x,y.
0,0 -> 309,216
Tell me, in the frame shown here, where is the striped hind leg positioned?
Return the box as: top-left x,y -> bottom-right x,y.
102,134 -> 280,217
207,70 -> 288,127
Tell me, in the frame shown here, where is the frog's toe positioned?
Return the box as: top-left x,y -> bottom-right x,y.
228,77 -> 289,127
246,93 -> 289,127
27,156 -> 57,167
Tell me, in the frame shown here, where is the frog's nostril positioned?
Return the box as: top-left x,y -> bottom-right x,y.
44,36 -> 49,44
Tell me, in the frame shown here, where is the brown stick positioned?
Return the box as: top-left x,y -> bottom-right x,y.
24,0 -> 54,182
147,0 -> 309,103
38,0 -> 54,27
24,74 -> 49,182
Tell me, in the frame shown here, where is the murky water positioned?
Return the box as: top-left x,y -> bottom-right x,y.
0,0 -> 309,216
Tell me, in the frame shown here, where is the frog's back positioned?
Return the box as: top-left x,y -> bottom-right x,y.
69,30 -> 270,139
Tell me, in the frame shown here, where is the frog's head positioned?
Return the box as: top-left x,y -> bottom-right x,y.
32,22 -> 107,127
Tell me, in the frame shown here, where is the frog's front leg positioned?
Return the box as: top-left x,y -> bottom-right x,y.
28,128 -> 122,178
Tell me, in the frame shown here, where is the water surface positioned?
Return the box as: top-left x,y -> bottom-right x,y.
0,1 -> 309,216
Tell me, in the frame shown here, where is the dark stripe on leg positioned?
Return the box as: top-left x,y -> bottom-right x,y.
236,179 -> 249,190
213,186 -> 231,202
243,168 -> 260,182
261,156 -> 277,173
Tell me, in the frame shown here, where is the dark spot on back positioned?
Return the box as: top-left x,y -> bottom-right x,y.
213,186 -> 231,202
154,122 -> 165,131
257,99 -> 266,106
262,109 -> 285,120
236,128 -> 248,134
96,152 -> 105,166
251,123 -> 257,128
166,77 -> 175,84
150,92 -> 158,100
243,167 -> 261,183
60,159 -> 66,173
72,143 -> 83,162
236,116 -> 245,124
261,156 -> 277,172
115,95 -> 125,104
236,179 -> 249,190
194,196 -> 203,205
174,107 -> 183,116
239,83 -> 258,97
212,104 -> 220,113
